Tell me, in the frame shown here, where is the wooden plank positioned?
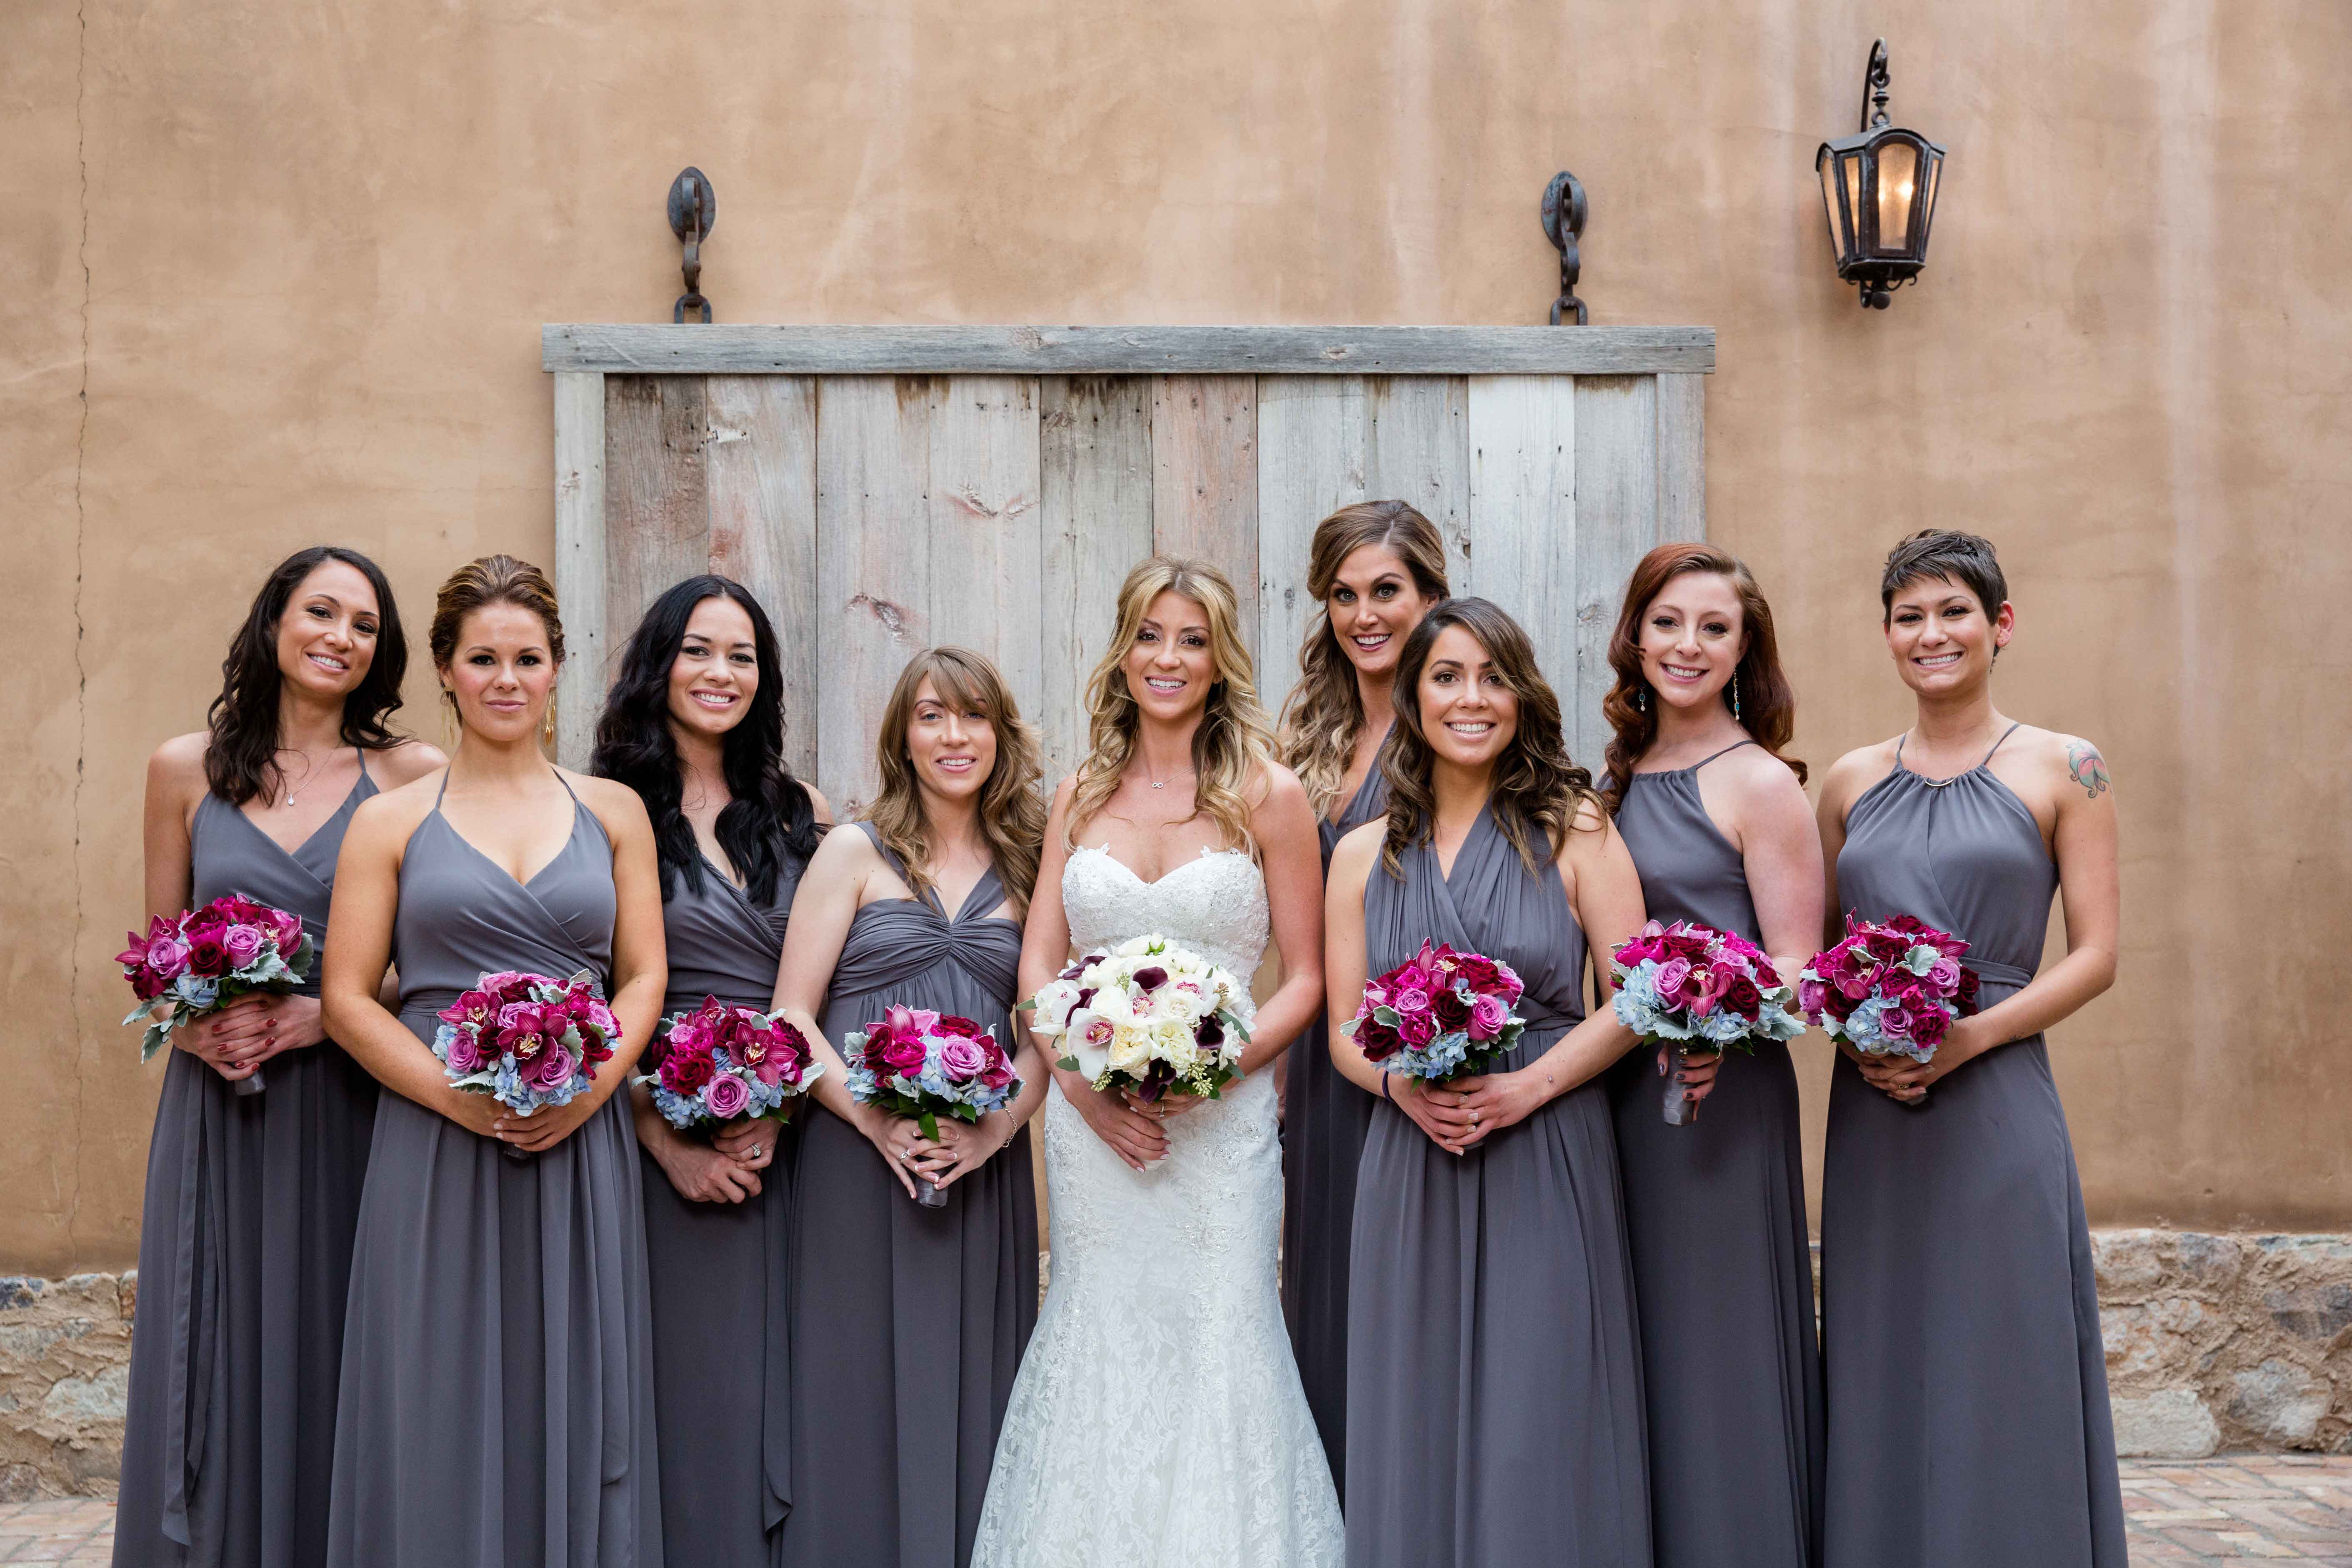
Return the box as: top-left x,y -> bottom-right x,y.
926,376 -> 1045,753
1654,371 -> 1706,544
545,323 -> 1717,377
1570,374 -> 1662,770
551,371 -> 606,769
602,373 -> 711,712
814,377 -> 932,816
705,375 -> 820,783
1040,377 -> 1153,783
1150,375 -> 1259,663
1254,376 -> 1368,707
1466,375 -> 1577,693
1365,375 -> 1473,595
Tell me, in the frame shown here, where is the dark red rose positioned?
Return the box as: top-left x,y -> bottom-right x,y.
1910,1006 -> 1952,1048
183,908 -> 229,943
1355,1021 -> 1401,1062
667,1054 -> 715,1094
1432,985 -> 1471,1029
935,1015 -> 982,1038
1955,967 -> 1982,1015
186,937 -> 230,978
1452,954 -> 1503,992
1722,977 -> 1763,1016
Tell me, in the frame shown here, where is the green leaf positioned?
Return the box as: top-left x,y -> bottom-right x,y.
140,1021 -> 170,1063
918,1109 -> 941,1141
1056,1054 -> 1080,1072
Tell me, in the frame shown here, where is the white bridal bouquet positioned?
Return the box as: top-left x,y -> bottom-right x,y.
1024,934 -> 1253,1102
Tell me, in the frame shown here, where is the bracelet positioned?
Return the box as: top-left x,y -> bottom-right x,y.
1381,1074 -> 1393,1103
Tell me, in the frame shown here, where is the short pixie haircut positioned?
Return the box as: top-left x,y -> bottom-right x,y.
1879,529 -> 2008,623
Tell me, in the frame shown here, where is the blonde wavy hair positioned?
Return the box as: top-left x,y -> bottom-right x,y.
1276,501 -> 1451,817
1066,557 -> 1276,857
865,647 -> 1046,904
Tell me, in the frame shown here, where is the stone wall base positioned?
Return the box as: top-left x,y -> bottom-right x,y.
0,1229 -> 2341,1497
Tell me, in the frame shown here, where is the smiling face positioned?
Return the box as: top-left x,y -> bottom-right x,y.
273,560 -> 380,702
441,601 -> 557,743
1884,573 -> 2013,697
1328,543 -> 1439,680
666,594 -> 759,745
1416,623 -> 1519,771
1638,570 -> 1746,715
1122,589 -> 1217,725
905,674 -> 998,807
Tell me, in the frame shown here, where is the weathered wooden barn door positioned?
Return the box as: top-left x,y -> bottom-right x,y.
543,325 -> 1714,808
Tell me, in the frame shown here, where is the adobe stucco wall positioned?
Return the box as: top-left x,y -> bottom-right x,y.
2,0 -> 2347,1283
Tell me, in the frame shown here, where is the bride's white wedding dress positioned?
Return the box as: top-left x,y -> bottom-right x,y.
971,844 -> 1345,1568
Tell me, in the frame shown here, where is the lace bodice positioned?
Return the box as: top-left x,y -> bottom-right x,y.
1059,845 -> 1270,984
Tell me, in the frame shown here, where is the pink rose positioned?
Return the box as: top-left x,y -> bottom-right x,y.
222,924 -> 265,969
147,934 -> 192,981
1467,993 -> 1508,1041
1393,987 -> 1432,1019
703,1073 -> 751,1119
1397,1010 -> 1436,1048
533,1042 -> 580,1089
1927,955 -> 1962,992
940,1037 -> 987,1080
1656,957 -> 1692,1001
1879,1006 -> 1912,1038
443,1029 -> 483,1075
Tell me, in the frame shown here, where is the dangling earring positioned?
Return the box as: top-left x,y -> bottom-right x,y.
1635,687 -> 1649,715
1729,676 -> 1741,723
541,706 -> 557,748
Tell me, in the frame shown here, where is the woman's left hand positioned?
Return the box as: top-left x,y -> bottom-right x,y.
908,1111 -> 1018,1192
1659,1043 -> 1722,1106
213,993 -> 328,1072
712,1117 -> 781,1170
1442,1068 -> 1552,1150
494,1091 -> 602,1154
1860,1016 -> 1989,1103
1119,1089 -> 1209,1121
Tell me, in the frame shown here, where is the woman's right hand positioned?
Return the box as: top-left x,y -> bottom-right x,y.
1066,1073 -> 1168,1171
177,998 -> 269,1083
654,1133 -> 765,1204
1395,1075 -> 1473,1154
856,1108 -> 929,1199
436,1088 -> 508,1142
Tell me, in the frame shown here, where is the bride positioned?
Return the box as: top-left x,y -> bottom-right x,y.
972,557 -> 1344,1566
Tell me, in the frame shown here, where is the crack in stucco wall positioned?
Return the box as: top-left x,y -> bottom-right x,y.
67,0 -> 91,1258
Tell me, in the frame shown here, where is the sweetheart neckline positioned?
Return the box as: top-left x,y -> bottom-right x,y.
1070,842 -> 1260,890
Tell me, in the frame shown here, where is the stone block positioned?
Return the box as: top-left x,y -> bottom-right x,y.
2114,1388 -> 2223,1458
2228,1359 -> 2334,1448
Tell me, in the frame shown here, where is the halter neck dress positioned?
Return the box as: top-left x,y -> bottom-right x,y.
782,824 -> 1037,1568
325,772 -> 663,1568
1345,802 -> 1649,1568
1607,740 -> 1823,1568
1280,761 -> 1387,1497
637,837 -> 808,1568
114,758 -> 380,1568
1820,727 -> 2124,1568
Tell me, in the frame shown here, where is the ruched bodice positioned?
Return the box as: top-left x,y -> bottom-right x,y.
662,851 -> 804,1015
822,824 -> 1021,1026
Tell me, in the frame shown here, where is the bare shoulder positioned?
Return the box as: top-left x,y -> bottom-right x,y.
1718,743 -> 1816,815
147,730 -> 210,791
369,738 -> 448,788
1248,760 -> 1313,818
346,768 -> 441,849
563,769 -> 653,840
803,782 -> 836,828
1328,818 -> 1384,895
2021,725 -> 2112,802
1820,739 -> 1900,816
808,819 -> 882,874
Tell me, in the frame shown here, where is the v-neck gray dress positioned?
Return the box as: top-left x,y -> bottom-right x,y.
781,825 -> 1037,1568
1345,803 -> 1650,1568
1608,741 -> 1822,1568
1280,764 -> 1386,1498
1821,728 -> 2125,1568
638,844 -> 807,1568
325,775 -> 663,1568
114,764 -> 381,1568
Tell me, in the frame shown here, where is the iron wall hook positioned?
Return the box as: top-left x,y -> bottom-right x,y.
669,168 -> 717,324
1540,171 -> 1588,325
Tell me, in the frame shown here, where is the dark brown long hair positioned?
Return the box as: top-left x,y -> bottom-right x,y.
205,547 -> 409,807
1276,501 -> 1451,817
1378,598 -> 1600,878
1599,542 -> 1805,811
866,648 -> 1046,904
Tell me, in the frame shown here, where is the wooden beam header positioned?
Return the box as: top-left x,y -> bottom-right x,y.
541,323 -> 1715,376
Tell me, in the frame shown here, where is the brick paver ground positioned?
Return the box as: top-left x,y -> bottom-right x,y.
0,1455 -> 2345,1562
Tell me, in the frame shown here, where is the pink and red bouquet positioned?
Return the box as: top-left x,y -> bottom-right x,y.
1344,940 -> 1527,1084
1799,915 -> 1981,1082
1610,919 -> 1806,1125
644,996 -> 821,1131
119,897 -> 313,1095
842,1004 -> 1020,1206
433,968 -> 621,1118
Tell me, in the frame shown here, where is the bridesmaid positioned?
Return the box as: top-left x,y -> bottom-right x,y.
590,576 -> 830,1566
321,555 -> 668,1568
1599,542 -> 1825,1568
1816,529 -> 2124,1568
1327,598 -> 1653,1568
1271,499 -> 1447,1492
774,648 -> 1048,1568
116,548 -> 442,1568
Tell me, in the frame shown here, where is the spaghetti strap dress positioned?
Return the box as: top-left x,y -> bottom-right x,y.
1345,803 -> 1650,1568
114,758 -> 381,1568
1821,726 -> 2126,1568
1608,740 -> 1823,1568
781,824 -> 1037,1568
1279,763 -> 1386,1496
325,773 -> 663,1568
638,844 -> 808,1567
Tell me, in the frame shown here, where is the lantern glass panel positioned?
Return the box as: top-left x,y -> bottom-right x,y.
1820,154 -> 1847,260
1874,140 -> 1919,254
1843,153 -> 1864,256
1919,150 -> 1941,245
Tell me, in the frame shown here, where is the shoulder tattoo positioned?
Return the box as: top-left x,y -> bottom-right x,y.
2065,740 -> 2109,800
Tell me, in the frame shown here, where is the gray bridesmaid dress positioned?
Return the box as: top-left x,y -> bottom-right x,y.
1279,764 -> 1386,1497
1820,726 -> 2125,1568
114,760 -> 381,1568
1345,802 -> 1650,1568
782,824 -> 1038,1568
325,773 -> 663,1568
638,845 -> 807,1566
1607,740 -> 1822,1568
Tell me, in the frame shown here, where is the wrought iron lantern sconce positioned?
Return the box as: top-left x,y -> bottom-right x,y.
668,168 -> 717,323
1816,41 -> 1945,308
1540,171 -> 1588,324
